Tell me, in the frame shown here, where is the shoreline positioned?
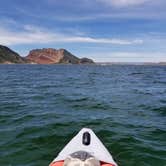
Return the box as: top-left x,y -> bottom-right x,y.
0,63 -> 166,66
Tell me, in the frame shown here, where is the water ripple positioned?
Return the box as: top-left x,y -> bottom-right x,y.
0,65 -> 166,166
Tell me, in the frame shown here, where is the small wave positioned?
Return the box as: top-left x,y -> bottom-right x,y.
71,103 -> 110,111
64,97 -> 89,102
151,106 -> 166,116
152,80 -> 166,84
159,99 -> 166,104
129,72 -> 144,76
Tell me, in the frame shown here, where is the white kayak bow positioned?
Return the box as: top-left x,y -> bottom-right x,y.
52,128 -> 118,166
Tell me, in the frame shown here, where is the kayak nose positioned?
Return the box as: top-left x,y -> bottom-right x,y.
82,131 -> 91,146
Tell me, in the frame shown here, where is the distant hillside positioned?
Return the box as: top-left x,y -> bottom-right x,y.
0,46 -> 94,64
0,45 -> 27,64
26,48 -> 95,64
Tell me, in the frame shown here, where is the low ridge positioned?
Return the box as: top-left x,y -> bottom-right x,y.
0,45 -> 27,64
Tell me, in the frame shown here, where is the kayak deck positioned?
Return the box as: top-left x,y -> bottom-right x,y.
51,128 -> 118,166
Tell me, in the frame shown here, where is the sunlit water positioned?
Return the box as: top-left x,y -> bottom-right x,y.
0,65 -> 166,166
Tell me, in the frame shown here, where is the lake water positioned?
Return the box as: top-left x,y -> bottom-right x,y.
0,65 -> 166,166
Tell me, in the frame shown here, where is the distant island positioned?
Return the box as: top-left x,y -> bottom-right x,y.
0,45 -> 94,64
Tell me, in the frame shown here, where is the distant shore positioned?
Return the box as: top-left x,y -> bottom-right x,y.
1,62 -> 166,66
95,62 -> 166,66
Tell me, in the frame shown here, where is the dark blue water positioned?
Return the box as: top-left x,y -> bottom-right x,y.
0,65 -> 166,166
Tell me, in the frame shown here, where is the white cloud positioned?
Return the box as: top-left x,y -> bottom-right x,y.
12,0 -> 166,21
0,25 -> 143,45
97,0 -> 150,7
84,51 -> 166,62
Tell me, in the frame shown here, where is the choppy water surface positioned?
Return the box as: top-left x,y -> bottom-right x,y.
0,65 -> 166,166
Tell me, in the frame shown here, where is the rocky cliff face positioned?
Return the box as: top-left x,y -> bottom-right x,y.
0,45 -> 95,64
26,48 -> 94,64
0,45 -> 27,64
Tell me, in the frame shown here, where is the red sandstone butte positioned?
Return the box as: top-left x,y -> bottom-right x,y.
26,48 -> 78,64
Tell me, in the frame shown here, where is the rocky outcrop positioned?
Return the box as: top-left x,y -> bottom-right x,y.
79,58 -> 94,64
26,48 -> 94,64
0,45 -> 27,64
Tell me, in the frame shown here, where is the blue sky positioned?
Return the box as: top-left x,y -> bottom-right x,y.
0,0 -> 166,62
